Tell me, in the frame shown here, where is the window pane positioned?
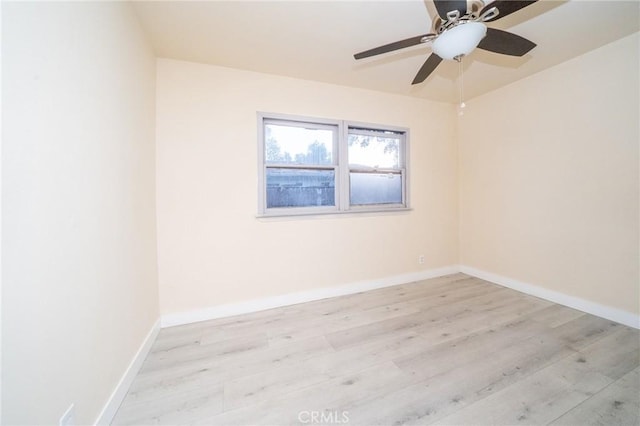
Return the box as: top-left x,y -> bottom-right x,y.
265,124 -> 334,165
266,168 -> 335,208
350,172 -> 402,205
348,134 -> 400,169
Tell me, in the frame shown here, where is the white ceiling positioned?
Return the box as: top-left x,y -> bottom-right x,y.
132,0 -> 640,103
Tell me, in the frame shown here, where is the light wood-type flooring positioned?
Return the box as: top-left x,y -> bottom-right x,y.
113,273 -> 640,425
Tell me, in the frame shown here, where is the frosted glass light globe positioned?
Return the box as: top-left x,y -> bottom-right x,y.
432,22 -> 487,60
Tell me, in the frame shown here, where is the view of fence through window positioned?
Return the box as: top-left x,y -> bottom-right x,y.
260,116 -> 407,214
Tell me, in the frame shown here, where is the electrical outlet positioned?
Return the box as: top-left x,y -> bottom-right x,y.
418,255 -> 425,265
59,404 -> 75,426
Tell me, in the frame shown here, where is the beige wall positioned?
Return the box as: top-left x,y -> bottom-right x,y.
2,2 -> 158,424
459,33 -> 639,315
156,59 -> 459,315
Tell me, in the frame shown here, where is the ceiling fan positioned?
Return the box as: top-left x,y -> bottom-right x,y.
354,0 -> 539,85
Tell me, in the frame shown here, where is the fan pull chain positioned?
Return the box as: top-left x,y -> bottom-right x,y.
458,57 -> 466,116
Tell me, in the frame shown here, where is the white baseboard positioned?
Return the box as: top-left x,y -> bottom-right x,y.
161,264 -> 639,330
94,318 -> 161,425
160,265 -> 460,328
460,265 -> 640,329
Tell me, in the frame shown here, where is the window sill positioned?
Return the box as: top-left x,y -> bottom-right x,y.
256,207 -> 413,220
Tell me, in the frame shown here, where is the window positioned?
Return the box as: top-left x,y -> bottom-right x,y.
258,113 -> 409,216
348,128 -> 404,206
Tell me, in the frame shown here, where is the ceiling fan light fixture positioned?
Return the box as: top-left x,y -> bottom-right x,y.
432,22 -> 487,60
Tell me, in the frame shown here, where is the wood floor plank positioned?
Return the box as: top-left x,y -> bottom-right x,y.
325,309 -> 439,350
525,303 -> 587,328
573,326 -> 640,380
412,292 -> 551,346
549,367 -> 640,426
223,331 -> 430,411
126,335 -> 335,405
376,277 -> 502,313
266,302 -> 423,347
141,332 -> 269,373
549,314 -> 622,351
324,284 -> 512,350
339,334 -> 577,425
198,362 -> 413,425
112,383 -> 224,425
394,317 -> 553,380
435,349 -> 614,425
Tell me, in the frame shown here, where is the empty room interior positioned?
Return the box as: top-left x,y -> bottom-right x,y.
2,0 -> 640,425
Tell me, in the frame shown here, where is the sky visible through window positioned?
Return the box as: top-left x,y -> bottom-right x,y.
266,124 -> 399,169
348,134 -> 399,169
266,124 -> 333,164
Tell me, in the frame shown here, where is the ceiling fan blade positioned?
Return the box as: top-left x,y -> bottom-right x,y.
354,34 -> 435,60
480,0 -> 538,22
477,28 -> 536,56
412,54 -> 443,85
433,0 -> 468,19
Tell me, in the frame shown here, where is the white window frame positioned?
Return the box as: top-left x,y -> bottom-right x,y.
257,112 -> 410,217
